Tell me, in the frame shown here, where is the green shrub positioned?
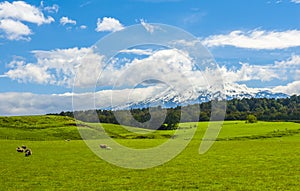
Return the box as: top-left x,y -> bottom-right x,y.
246,114 -> 257,123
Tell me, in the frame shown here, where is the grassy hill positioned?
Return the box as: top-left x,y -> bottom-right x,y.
1,115 -> 299,141
0,115 -> 175,141
0,115 -> 82,140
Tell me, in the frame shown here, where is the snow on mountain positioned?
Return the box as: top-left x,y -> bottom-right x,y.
107,83 -> 289,110
224,83 -> 288,99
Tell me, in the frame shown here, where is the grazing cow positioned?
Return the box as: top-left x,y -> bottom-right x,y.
25,149 -> 32,157
21,145 -> 26,149
16,147 -> 24,152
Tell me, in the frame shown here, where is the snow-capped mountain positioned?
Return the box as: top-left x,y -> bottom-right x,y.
224,83 -> 288,99
108,83 -> 289,110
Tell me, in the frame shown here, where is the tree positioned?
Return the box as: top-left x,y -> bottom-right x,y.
246,114 -> 257,123
55,95 -> 300,125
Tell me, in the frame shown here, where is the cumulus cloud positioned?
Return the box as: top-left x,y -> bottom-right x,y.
74,48 -> 203,94
0,19 -> 31,40
219,63 -> 282,83
0,1 -> 54,40
5,60 -> 52,83
4,47 -> 104,87
3,46 -> 207,93
108,49 -> 196,89
274,54 -> 300,67
4,44 -> 300,89
0,1 -> 54,24
60,16 -> 76,25
3,42 -> 300,91
95,17 -> 124,32
202,30 -> 300,49
219,55 -> 300,84
273,81 -> 300,95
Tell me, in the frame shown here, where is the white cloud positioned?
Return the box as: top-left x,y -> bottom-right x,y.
3,47 -> 202,92
1,79 -> 299,116
4,47 -> 104,87
92,48 -> 199,92
4,45 -> 299,89
293,70 -> 300,80
60,16 -> 76,25
274,54 -> 300,67
0,92 -> 73,115
0,1 -> 54,24
0,1 -> 54,40
140,19 -> 156,33
202,30 -> 300,49
168,39 -> 201,48
0,19 -> 31,40
80,25 -> 87,29
5,60 -> 52,84
0,85 -> 174,115
95,17 -> 124,32
140,19 -> 161,33
214,55 -> 300,85
273,81 -> 300,95
120,48 -> 153,55
291,0 -> 300,3
219,63 -> 282,83
43,4 -> 59,13
3,43 -> 299,100
3,48 -> 300,115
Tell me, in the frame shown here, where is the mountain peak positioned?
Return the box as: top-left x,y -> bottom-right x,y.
107,83 -> 289,110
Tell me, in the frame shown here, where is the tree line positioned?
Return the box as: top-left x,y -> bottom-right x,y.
51,95 -> 300,129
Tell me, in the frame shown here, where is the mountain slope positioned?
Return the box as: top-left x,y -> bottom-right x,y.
108,83 -> 289,110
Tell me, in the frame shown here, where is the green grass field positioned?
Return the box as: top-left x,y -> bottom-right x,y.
0,116 -> 299,190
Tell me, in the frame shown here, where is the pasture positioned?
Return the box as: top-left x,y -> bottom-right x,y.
0,115 -> 299,190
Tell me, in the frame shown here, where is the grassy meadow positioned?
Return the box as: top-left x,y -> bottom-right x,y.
0,115 -> 299,190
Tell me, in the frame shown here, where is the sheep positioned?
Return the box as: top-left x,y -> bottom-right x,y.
24,149 -> 32,157
16,147 -> 24,152
100,144 -> 112,150
171,135 -> 177,139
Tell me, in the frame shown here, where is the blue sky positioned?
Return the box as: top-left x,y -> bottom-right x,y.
0,0 -> 300,115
